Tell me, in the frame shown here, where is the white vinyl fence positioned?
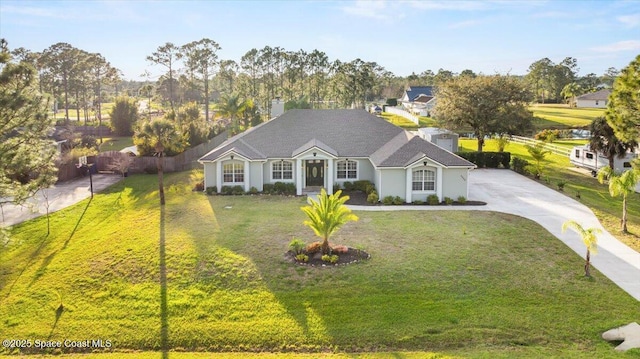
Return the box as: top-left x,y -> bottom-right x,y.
384,106 -> 419,124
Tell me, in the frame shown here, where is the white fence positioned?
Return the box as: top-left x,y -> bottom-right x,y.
384,106 -> 419,124
510,136 -> 571,156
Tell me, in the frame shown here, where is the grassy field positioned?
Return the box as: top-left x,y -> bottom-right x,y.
1,171 -> 638,358
98,137 -> 134,152
380,113 -> 436,130
529,104 -> 604,130
459,138 -> 640,252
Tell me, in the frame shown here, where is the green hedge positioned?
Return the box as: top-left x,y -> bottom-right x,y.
456,151 -> 511,169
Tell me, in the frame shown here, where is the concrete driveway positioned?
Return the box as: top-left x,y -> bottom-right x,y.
350,169 -> 640,301
1,174 -> 123,227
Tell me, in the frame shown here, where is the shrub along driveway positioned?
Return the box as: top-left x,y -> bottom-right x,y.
349,168 -> 640,301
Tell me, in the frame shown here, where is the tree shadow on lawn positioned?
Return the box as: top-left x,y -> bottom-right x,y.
159,205 -> 169,359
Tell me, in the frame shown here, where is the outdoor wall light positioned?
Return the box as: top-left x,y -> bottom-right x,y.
313,152 -> 317,157
423,161 -> 428,167
230,155 -> 234,160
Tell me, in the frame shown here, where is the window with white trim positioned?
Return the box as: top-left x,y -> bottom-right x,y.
337,160 -> 357,179
272,160 -> 293,180
412,169 -> 435,191
223,162 -> 244,183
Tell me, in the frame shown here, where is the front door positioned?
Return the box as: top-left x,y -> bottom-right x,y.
306,160 -> 324,187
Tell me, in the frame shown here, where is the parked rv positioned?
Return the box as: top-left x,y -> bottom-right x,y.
570,144 -> 640,193
570,145 -> 637,176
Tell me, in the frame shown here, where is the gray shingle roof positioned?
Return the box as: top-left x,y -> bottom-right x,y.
577,89 -> 611,101
405,86 -> 434,101
199,109 -> 474,168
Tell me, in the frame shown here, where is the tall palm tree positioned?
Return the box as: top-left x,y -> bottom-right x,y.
137,118 -> 181,205
589,117 -> 638,170
597,166 -> 640,233
562,220 -> 601,277
217,94 -> 248,136
300,189 -> 359,254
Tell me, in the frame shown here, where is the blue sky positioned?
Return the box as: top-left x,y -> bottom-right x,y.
1,0 -> 639,81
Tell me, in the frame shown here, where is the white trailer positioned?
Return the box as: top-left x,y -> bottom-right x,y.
569,145 -> 639,192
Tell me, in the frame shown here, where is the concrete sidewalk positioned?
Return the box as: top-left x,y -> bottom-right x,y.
1,174 -> 123,227
348,169 -> 640,301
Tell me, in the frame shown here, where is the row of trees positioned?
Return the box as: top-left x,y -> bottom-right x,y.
12,42 -> 121,125
525,57 -> 619,104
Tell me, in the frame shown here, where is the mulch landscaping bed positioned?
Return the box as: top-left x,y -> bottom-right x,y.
342,190 -> 486,206
285,248 -> 371,267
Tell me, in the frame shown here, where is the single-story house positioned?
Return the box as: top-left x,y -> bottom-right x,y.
198,109 -> 475,203
576,89 -> 611,108
417,127 -> 459,153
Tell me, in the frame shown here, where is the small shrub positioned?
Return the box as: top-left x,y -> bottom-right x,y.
457,195 -> 467,204
342,181 -> 354,191
249,186 -> 259,194
367,191 -> 379,204
305,242 -> 322,254
510,156 -> 530,175
205,186 -> 217,195
232,185 -> 245,195
321,254 -> 339,264
392,196 -> 403,205
289,238 -> 306,254
382,196 -> 394,205
413,200 -> 424,205
273,182 -> 296,195
444,197 -> 454,205
194,181 -> 204,192
295,254 -> 309,263
427,194 -> 440,205
557,180 -> 566,191
354,180 -> 375,193
221,186 -> 233,195
263,183 -> 274,194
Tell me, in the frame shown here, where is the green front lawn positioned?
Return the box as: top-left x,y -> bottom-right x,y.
459,138 -> 640,253
529,104 -> 604,130
98,137 -> 134,152
1,171 -> 637,358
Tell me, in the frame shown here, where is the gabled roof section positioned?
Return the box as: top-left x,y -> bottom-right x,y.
375,136 -> 474,168
199,109 -> 404,162
198,109 -> 473,168
292,138 -> 338,157
405,86 -> 434,101
413,94 -> 434,103
577,89 -> 611,101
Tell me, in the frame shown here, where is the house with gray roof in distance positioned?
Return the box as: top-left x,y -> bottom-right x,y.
399,86 -> 436,116
198,109 -> 475,203
576,89 -> 611,108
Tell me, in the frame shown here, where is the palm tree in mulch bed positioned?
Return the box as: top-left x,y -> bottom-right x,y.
300,188 -> 359,257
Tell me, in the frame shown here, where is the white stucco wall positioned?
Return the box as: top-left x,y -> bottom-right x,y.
378,169 -> 406,199
441,168 -> 470,200
576,99 -> 607,108
203,163 -> 216,189
250,162 -> 263,191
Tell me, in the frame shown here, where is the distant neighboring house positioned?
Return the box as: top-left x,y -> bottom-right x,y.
576,89 -> 611,108
198,109 -> 475,203
399,86 -> 436,116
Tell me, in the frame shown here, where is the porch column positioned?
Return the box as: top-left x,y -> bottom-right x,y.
216,161 -> 222,194
327,159 -> 334,194
296,159 -> 303,195
436,167 -> 443,201
405,167 -> 412,203
244,160 -> 250,192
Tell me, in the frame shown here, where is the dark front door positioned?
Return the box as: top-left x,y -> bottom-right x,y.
306,160 -> 324,187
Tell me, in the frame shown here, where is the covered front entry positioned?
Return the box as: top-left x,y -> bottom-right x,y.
305,160 -> 324,187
